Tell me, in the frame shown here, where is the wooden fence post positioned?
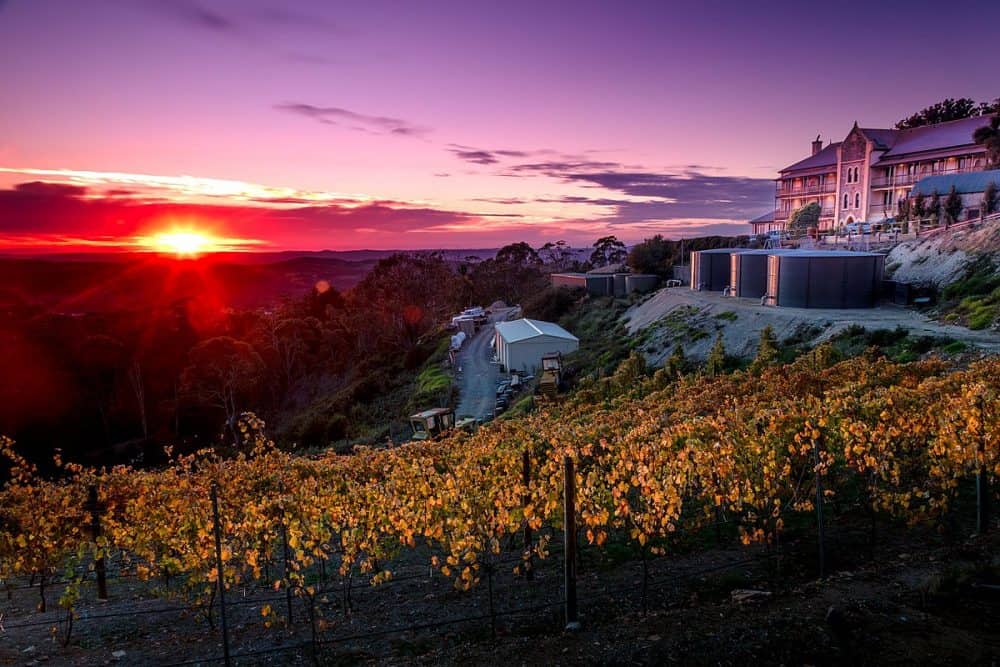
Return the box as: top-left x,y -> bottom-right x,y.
812,438 -> 826,578
209,483 -> 232,667
87,485 -> 108,600
280,514 -> 294,623
563,456 -> 580,630
522,449 -> 533,581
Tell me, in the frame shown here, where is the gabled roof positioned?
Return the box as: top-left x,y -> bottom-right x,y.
859,128 -> 899,150
910,169 -> 1000,197
780,142 -> 840,173
495,318 -> 579,344
780,115 -> 996,175
749,210 -> 776,224
880,115 -> 994,158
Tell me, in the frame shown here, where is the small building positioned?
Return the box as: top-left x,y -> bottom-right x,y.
494,318 -> 579,373
625,274 -> 660,294
551,272 -> 613,296
766,251 -> 884,308
908,169 -> 1000,221
749,210 -> 780,236
691,248 -> 743,291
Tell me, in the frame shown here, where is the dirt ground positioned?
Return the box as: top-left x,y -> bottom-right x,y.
2,514 -> 998,666
624,287 -> 1000,364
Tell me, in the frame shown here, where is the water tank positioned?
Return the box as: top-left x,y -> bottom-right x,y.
766,251 -> 884,308
691,249 -> 742,291
730,250 -> 792,299
612,273 -> 627,297
625,274 -> 660,294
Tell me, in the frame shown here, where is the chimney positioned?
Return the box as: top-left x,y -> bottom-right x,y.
812,135 -> 823,156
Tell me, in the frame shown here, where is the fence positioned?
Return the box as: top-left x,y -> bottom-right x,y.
1,453 -> 991,666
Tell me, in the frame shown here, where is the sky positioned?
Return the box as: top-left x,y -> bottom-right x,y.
1,0 -> 998,252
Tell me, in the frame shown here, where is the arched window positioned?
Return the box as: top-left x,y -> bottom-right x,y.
855,193 -> 861,209
853,167 -> 860,182
844,194 -> 849,209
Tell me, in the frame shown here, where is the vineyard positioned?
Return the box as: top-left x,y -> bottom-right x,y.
1,348 -> 998,664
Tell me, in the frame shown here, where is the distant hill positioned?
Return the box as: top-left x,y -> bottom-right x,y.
0,255 -> 377,313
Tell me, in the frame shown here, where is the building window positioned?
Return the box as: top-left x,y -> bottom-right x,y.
855,193 -> 861,209
843,194 -> 849,209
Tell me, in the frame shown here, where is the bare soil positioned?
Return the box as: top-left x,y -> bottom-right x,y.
2,514 -> 998,666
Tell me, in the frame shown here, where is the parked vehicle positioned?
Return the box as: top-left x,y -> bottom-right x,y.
844,222 -> 871,235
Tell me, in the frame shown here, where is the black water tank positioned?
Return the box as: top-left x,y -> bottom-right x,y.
691,248 -> 741,291
767,251 -> 884,308
730,250 -> 793,299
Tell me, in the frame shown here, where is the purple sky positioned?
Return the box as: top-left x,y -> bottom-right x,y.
1,0 -> 998,251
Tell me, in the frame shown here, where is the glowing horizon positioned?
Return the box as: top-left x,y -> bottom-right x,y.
1,1 -> 997,252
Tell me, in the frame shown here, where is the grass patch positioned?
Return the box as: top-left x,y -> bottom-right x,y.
714,310 -> 738,322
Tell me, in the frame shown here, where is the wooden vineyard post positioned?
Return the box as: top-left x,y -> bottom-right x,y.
977,395 -> 991,534
209,483 -> 232,667
563,456 -> 580,630
87,485 -> 108,600
812,437 -> 826,578
522,448 -> 533,581
280,514 -> 294,623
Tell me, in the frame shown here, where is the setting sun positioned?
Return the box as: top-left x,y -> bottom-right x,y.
151,231 -> 214,256
132,227 -> 265,256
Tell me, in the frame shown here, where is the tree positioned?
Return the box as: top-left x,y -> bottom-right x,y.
983,180 -> 999,216
786,202 -> 821,235
973,116 -> 1000,169
589,236 -> 627,268
180,337 -> 265,446
704,334 -> 727,377
912,192 -> 926,224
927,190 -> 942,226
495,242 -> 541,267
627,235 -> 673,276
471,243 -> 547,306
665,345 -> 687,378
895,97 -> 993,129
537,241 -> 572,269
944,186 -> 963,227
896,197 -> 910,223
750,326 -> 779,374
75,335 -> 127,445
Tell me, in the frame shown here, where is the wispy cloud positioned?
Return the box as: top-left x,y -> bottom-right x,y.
275,103 -> 431,137
154,0 -> 234,32
447,144 -> 533,165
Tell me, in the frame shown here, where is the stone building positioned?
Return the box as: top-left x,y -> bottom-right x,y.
750,115 -> 996,234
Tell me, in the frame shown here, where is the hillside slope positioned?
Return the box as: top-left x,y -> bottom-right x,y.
885,220 -> 1000,286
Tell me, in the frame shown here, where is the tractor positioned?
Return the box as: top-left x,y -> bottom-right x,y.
538,352 -> 563,398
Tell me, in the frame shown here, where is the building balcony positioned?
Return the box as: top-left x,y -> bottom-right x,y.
870,166 -> 977,189
776,182 -> 837,196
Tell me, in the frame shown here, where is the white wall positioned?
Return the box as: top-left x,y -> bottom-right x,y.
500,336 -> 579,373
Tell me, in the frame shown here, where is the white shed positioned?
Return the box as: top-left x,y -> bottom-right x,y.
494,318 -> 579,373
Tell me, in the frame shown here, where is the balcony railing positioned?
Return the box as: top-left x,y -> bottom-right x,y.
870,166 -> 977,188
775,207 -> 835,221
776,182 -> 837,196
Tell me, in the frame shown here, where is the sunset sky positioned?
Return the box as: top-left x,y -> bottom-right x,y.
1,0 -> 998,252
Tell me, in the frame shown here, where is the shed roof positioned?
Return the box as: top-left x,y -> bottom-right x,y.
749,210 -> 776,224
495,318 -> 579,344
910,169 -> 1000,196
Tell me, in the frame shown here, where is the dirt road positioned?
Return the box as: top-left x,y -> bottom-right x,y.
455,321 -> 498,421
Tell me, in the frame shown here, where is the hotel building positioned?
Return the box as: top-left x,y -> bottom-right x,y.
751,115 -> 996,234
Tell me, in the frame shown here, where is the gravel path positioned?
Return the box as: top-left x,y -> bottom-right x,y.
626,287 -> 1000,364
455,321 -> 498,421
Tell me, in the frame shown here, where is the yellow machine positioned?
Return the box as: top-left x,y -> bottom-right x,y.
538,352 -> 563,398
409,408 -> 477,440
